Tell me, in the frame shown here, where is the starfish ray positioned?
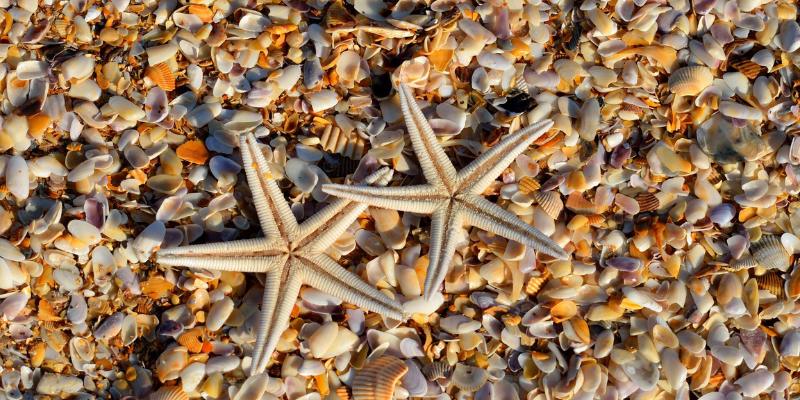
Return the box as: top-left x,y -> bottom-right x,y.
322,83 -> 569,300
156,133 -> 404,375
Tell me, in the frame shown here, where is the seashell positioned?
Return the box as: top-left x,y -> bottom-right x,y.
61,55 -> 95,82
109,96 -> 146,121
95,312 -> 124,341
176,140 -> 209,165
635,192 -> 659,212
451,364 -> 489,392
668,66 -> 713,96
730,59 -> 763,79
148,386 -> 189,400
146,63 -> 176,92
6,155 -> 29,201
232,373 -> 271,400
422,361 -> 452,380
732,235 -> 790,272
36,373 -> 83,396
147,42 -> 179,65
372,208 -> 408,250
156,346 -> 189,382
206,297 -> 234,331
533,191 -> 563,219
307,90 -> 339,112
181,363 -> 206,393
735,368 -> 774,397
285,159 -> 318,193
16,61 -> 48,80
549,300 -> 577,323
144,87 -> 170,123
440,315 -> 481,334
525,270 -> 551,296
755,271 -> 784,299
0,291 -> 29,319
352,355 -> 408,400
177,327 -> 204,353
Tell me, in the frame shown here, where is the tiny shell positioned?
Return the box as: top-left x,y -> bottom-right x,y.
352,355 -> 408,400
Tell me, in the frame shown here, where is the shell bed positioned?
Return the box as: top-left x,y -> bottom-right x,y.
0,0 -> 799,398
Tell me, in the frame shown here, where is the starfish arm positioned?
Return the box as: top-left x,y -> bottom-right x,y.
461,194 -> 569,260
239,134 -> 283,239
398,83 -> 458,191
321,183 -> 444,214
299,254 -> 404,320
243,133 -> 299,238
422,205 -> 466,300
296,168 -> 393,250
250,263 -> 303,375
157,237 -> 274,257
456,119 -> 554,195
157,254 -> 284,273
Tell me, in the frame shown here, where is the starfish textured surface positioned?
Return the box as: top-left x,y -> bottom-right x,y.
156,133 -> 404,375
323,84 -> 569,300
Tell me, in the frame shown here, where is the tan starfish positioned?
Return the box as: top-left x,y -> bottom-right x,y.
156,133 -> 404,375
322,83 -> 569,300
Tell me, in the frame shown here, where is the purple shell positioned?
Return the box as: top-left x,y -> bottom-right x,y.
605,256 -> 643,272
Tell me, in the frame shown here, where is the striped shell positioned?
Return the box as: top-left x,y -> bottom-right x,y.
525,269 -> 551,296
422,361 -> 453,380
751,235 -> 790,271
635,192 -> 660,212
518,176 -> 541,194
334,386 -> 350,400
146,63 -> 176,92
451,364 -> 489,392
319,124 -> 367,160
352,355 -> 408,400
534,191 -> 564,219
176,327 -> 204,353
730,59 -> 764,79
755,271 -> 785,299
668,66 -> 714,96
149,386 -> 189,400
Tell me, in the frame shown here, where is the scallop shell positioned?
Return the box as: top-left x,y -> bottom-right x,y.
534,191 -> 563,219
422,361 -> 453,380
149,386 -> 189,400
352,355 -> 408,400
748,235 -> 790,271
518,177 -> 541,194
635,192 -> 660,212
668,66 -> 714,96
451,364 -> 489,392
177,327 -> 204,353
755,271 -> 785,299
146,63 -> 176,92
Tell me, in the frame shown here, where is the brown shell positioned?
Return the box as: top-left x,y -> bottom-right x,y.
177,327 -> 204,353
422,361 -> 453,380
334,386 -> 350,400
730,59 -> 764,79
565,192 -> 596,214
525,269 -> 551,296
534,191 -> 564,219
149,386 -> 189,400
146,63 -> 176,92
635,192 -> 660,212
352,355 -> 408,400
787,266 -> 800,299
755,271 -> 785,299
518,176 -> 541,194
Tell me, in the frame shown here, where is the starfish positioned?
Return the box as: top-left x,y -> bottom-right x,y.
322,83 -> 569,300
156,133 -> 404,375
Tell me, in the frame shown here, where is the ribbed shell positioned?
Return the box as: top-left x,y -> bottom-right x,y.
534,191 -> 564,219
730,59 -> 763,79
451,364 -> 489,392
149,386 -> 189,400
635,192 -> 660,212
755,271 -> 785,299
334,386 -> 350,400
525,269 -> 551,296
422,361 -> 453,380
751,235 -> 790,271
146,63 -> 176,91
352,355 -> 408,400
518,176 -> 541,194
728,255 -> 758,271
668,66 -> 714,96
176,327 -> 204,353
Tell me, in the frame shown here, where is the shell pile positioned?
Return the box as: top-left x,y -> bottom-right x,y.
0,0 -> 799,398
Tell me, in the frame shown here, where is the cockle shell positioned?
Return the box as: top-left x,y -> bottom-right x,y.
177,327 -> 204,353
148,386 -> 189,400
146,63 -> 176,92
352,355 -> 408,400
668,66 -> 713,96
534,191 -> 563,219
451,364 -> 489,391
422,361 -> 453,380
731,235 -> 790,272
755,271 -> 785,299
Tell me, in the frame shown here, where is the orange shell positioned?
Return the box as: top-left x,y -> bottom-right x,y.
176,140 -> 210,165
188,5 -> 214,23
755,271 -> 785,299
177,327 -> 204,353
518,176 -> 541,194
352,355 -> 408,400
550,300 -> 578,323
149,386 -> 189,400
146,63 -> 176,91
565,192 -> 596,214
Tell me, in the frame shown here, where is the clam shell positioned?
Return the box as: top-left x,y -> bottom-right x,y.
635,192 -> 659,212
451,364 -> 489,392
146,63 -> 176,91
755,271 -> 784,299
352,355 -> 408,400
177,327 -> 204,353
533,191 -> 563,219
149,386 -> 189,400
422,361 -> 452,380
750,235 -> 790,271
668,66 -> 713,96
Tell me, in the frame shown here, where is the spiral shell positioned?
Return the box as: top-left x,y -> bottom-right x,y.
451,364 -> 489,392
534,191 -> 564,219
146,63 -> 176,92
422,361 -> 453,380
352,355 -> 408,400
755,271 -> 785,299
635,192 -> 660,212
149,386 -> 189,400
668,66 -> 713,97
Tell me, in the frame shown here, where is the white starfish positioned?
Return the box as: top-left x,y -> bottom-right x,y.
156,133 -> 404,375
322,83 -> 569,300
